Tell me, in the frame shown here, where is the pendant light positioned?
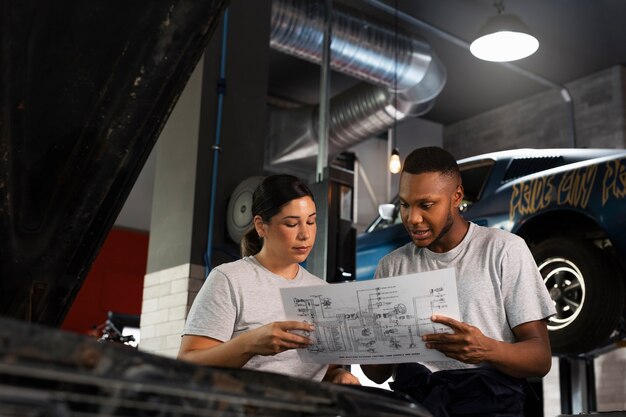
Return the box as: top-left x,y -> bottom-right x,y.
470,0 -> 538,62
388,0 -> 402,174
388,148 -> 401,174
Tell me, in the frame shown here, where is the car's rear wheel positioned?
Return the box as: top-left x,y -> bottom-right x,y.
531,238 -> 624,355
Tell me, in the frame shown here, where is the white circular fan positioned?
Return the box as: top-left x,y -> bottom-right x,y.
226,176 -> 264,243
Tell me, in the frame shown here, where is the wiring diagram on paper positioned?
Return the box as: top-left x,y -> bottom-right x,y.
280,268 -> 461,365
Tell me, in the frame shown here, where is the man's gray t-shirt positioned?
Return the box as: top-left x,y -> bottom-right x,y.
375,222 -> 556,371
183,256 -> 328,381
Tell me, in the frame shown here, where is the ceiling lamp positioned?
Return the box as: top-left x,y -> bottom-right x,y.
388,148 -> 401,174
470,0 -> 538,62
388,1 -> 402,176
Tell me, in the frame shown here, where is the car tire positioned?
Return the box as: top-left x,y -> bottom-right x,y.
531,238 -> 624,355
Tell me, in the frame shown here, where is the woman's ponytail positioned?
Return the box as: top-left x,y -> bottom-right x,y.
240,227 -> 263,257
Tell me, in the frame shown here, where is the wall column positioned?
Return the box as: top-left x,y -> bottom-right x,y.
139,1 -> 271,358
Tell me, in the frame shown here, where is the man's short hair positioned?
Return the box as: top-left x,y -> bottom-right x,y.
402,146 -> 460,179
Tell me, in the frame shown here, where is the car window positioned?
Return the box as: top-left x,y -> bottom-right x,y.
460,159 -> 494,207
501,156 -> 564,183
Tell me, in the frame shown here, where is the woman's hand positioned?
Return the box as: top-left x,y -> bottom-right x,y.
244,321 -> 315,356
178,320 -> 315,368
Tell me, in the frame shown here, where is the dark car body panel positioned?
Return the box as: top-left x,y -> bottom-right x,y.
0,316 -> 429,416
0,0 -> 228,326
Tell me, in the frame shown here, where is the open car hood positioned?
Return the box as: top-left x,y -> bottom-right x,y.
0,0 -> 228,326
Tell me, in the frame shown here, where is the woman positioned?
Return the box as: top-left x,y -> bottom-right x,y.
178,174 -> 359,384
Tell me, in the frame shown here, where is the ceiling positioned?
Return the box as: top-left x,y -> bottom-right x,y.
116,0 -> 626,232
268,0 -> 626,125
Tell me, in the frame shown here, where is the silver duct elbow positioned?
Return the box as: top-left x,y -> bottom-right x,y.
268,0 -> 446,166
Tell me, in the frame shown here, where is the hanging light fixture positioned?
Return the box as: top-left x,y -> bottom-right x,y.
389,148 -> 401,174
388,0 -> 402,175
470,0 -> 538,62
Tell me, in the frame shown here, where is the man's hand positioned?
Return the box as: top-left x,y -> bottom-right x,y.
421,315 -> 494,364
422,315 -> 552,378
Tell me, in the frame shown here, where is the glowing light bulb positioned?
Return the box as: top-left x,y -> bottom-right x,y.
389,149 -> 401,174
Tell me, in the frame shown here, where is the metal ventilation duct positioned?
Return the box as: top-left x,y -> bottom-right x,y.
267,0 -> 446,165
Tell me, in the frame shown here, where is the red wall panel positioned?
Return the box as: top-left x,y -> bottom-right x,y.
61,227 -> 149,334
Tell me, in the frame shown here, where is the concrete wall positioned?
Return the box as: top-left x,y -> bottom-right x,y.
146,60 -> 205,274
444,66 -> 626,159
595,348 -> 626,412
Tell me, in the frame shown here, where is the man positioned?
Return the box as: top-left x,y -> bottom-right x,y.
362,147 -> 555,417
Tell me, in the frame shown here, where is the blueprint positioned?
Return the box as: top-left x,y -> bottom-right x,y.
280,268 -> 460,365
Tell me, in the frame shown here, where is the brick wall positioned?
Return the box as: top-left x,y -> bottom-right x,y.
139,263 -> 205,358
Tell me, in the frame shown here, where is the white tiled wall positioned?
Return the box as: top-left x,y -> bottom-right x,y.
139,263 -> 205,358
543,358 -> 562,417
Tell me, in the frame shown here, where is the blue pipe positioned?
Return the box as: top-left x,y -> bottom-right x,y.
205,8 -> 229,278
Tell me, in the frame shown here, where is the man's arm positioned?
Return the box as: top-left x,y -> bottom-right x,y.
492,319 -> 552,377
422,315 -> 551,378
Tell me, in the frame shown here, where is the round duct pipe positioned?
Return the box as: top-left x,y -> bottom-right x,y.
267,0 -> 446,165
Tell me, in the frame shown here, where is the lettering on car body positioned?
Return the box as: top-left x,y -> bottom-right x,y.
602,158 -> 626,206
508,160 -> 626,221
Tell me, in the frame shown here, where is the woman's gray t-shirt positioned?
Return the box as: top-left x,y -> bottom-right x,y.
183,256 -> 328,381
375,222 -> 556,371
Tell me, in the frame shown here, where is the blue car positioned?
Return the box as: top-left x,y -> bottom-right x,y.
356,148 -> 626,355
